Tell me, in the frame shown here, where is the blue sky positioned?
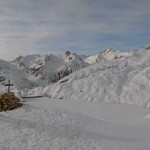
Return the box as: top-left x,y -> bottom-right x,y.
0,0 -> 150,60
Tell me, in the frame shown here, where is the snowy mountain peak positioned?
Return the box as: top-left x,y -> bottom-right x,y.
85,48 -> 131,64
48,52 -> 89,83
96,48 -> 132,62
10,52 -> 90,86
104,48 -> 114,53
64,51 -> 84,62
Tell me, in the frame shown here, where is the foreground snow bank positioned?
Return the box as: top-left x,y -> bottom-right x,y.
1,97 -> 150,150
0,98 -> 100,150
43,49 -> 150,108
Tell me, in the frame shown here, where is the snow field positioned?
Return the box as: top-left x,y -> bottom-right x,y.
1,97 -> 150,150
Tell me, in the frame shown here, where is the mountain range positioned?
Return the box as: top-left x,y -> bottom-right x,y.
1,46 -> 150,107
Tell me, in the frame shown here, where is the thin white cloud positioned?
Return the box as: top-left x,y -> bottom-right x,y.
0,0 -> 150,60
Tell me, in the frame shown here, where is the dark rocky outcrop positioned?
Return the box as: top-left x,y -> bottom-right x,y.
0,92 -> 23,112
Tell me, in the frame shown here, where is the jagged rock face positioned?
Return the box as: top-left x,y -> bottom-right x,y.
50,66 -> 72,83
145,45 -> 150,50
0,61 -> 9,83
65,51 -> 71,56
12,54 -> 49,76
33,53 -> 89,84
0,92 -> 22,111
0,76 -> 5,82
48,53 -> 89,83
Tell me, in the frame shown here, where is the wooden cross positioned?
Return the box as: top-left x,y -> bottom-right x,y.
5,80 -> 13,93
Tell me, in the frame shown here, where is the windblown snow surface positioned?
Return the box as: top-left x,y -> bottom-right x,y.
1,47 -> 150,149
1,97 -> 150,150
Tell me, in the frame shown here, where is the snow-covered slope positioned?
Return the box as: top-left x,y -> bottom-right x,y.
42,48 -> 150,108
84,54 -> 98,64
0,59 -> 36,93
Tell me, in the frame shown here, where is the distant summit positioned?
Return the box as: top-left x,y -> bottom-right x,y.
85,48 -> 132,64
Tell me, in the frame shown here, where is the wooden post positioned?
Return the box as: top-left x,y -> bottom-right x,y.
5,80 -> 13,93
